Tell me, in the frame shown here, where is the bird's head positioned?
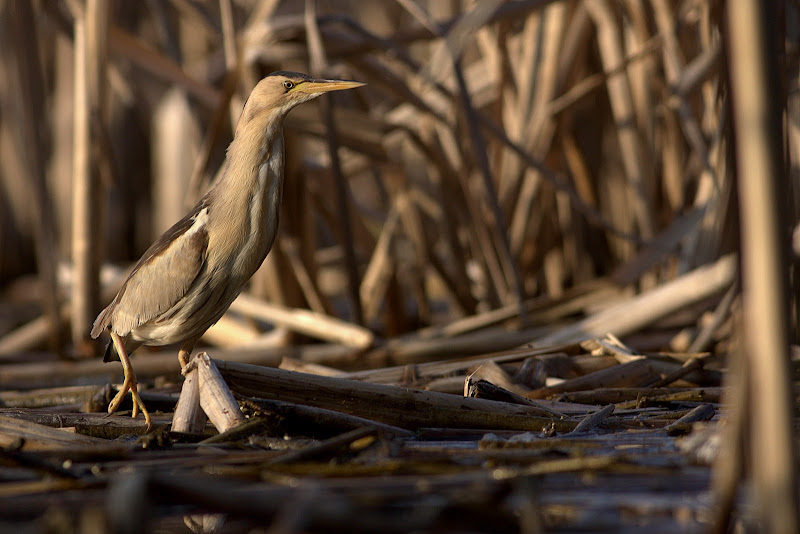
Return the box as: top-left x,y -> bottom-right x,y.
236,71 -> 364,134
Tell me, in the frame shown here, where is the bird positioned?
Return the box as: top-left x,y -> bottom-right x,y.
91,72 -> 364,429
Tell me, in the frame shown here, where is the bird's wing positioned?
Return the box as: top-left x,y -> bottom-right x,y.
91,199 -> 210,338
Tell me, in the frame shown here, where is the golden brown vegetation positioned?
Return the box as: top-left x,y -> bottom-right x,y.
1,1 -> 799,531
0,1 -> 753,357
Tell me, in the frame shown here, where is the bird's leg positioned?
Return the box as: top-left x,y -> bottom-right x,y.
178,338 -> 199,374
108,331 -> 151,430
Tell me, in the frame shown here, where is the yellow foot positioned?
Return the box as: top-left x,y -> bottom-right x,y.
107,332 -> 152,431
108,377 -> 152,430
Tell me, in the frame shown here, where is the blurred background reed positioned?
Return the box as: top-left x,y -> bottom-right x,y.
0,0 -> 796,363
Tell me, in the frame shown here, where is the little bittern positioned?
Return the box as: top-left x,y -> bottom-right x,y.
91,72 -> 364,428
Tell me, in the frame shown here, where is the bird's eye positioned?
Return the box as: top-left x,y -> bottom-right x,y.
283,80 -> 294,91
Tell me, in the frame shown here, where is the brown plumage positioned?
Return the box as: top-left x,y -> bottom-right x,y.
92,72 -> 364,428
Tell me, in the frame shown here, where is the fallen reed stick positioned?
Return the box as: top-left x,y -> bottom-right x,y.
215,359 -> 574,432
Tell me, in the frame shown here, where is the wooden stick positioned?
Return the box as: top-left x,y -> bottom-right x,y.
229,293 -> 374,349
532,254 -> 736,346
553,387 -> 722,406
264,427 -> 381,465
223,398 -> 414,440
0,414 -> 115,452
0,408 -> 170,440
526,359 -> 661,399
172,364 -> 207,435
614,389 -> 722,410
215,360 -> 574,432
569,404 -> 615,434
360,206 -> 400,322
363,326 -> 551,368
664,404 -> 715,435
347,344 -> 579,385
646,356 -> 705,388
0,385 -> 103,410
466,360 -> 529,395
194,353 -> 245,433
465,379 -> 564,418
278,357 -> 346,377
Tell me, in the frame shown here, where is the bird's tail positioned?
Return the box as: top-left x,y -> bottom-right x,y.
103,340 -> 120,363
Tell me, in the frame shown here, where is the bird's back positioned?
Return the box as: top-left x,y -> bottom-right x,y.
91,196 -> 211,342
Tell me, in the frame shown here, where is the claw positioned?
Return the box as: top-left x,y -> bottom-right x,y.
109,332 -> 152,430
108,374 -> 152,430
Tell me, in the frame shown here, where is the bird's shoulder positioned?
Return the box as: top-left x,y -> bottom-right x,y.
135,196 -> 212,272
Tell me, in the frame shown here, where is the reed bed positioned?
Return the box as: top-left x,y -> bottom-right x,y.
1,0 -> 749,352
0,0 -> 798,532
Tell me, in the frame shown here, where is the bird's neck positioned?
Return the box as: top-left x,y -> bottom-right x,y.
215,111 -> 285,211
207,113 -> 286,274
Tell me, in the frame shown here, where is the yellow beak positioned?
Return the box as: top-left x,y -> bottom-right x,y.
294,79 -> 366,94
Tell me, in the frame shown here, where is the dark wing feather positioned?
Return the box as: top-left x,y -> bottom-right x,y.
91,197 -> 210,338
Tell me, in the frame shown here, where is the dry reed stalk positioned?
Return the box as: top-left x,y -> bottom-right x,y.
569,403 -> 614,434
262,426 -> 382,465
610,206 -> 708,285
219,0 -> 241,131
466,360 -> 528,394
346,344 -> 578,385
587,0 -> 654,241
172,363 -> 207,434
184,66 -> 240,208
217,359 -> 575,432
0,385 -> 104,409
0,312 -> 65,357
194,352 -> 245,432
152,90 -> 199,236
724,1 -> 799,531
526,358 -> 660,399
201,313 -> 263,347
364,326 -> 552,368
651,0 -> 724,269
109,27 -> 220,107
685,283 -> 737,353
236,397 -> 414,439
276,239 -> 323,314
69,0 -> 107,356
228,293 -> 374,349
0,414 -> 113,452
359,204 -> 400,322
3,2 -> 62,352
507,4 -> 568,260
304,4 -> 365,324
278,356 -> 345,376
557,386 -> 722,406
533,254 -> 736,346
663,403 -> 715,434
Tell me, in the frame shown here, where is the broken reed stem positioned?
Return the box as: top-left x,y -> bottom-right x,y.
194,352 -> 245,433
526,358 -> 660,399
228,293 -> 374,349
215,359 -> 574,432
569,404 -> 614,434
533,254 -> 737,346
172,363 -> 206,434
